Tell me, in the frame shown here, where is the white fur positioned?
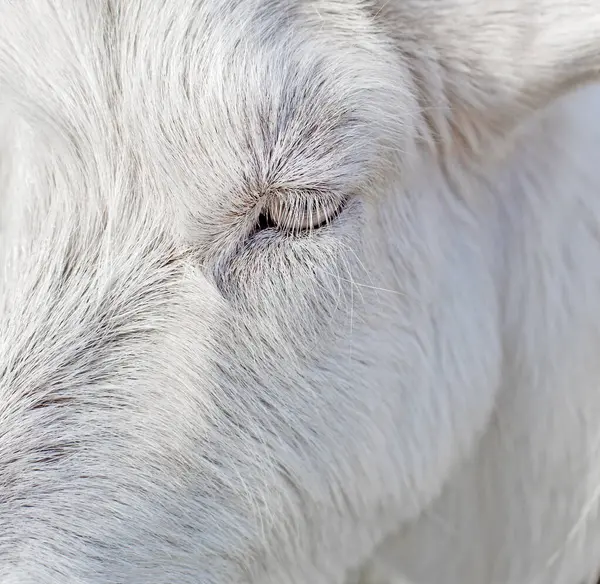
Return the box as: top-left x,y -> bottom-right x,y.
1,1 -> 600,583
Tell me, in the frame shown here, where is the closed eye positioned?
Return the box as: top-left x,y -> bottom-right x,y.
256,192 -> 348,234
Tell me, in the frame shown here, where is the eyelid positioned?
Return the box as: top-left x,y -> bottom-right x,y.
260,191 -> 348,233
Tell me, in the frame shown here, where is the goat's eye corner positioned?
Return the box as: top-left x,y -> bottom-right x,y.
256,193 -> 348,234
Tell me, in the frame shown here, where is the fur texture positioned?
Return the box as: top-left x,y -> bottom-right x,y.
1,1 -> 600,583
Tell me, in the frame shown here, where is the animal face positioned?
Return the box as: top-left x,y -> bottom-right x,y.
0,1 -> 599,583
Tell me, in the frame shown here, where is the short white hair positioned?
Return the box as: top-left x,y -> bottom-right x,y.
1,1 -> 600,583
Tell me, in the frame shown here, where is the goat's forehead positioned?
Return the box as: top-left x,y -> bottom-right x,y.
1,1 -> 407,230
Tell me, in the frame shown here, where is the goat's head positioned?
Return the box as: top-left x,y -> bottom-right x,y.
1,1 -> 599,582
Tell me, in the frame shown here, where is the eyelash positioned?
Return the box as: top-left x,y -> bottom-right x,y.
255,193 -> 348,235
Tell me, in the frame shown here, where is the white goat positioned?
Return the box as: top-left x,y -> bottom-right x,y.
1,1 -> 600,583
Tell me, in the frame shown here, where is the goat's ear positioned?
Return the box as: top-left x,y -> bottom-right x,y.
370,0 -> 600,154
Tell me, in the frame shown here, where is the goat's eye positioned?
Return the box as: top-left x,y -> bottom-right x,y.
257,193 -> 347,233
